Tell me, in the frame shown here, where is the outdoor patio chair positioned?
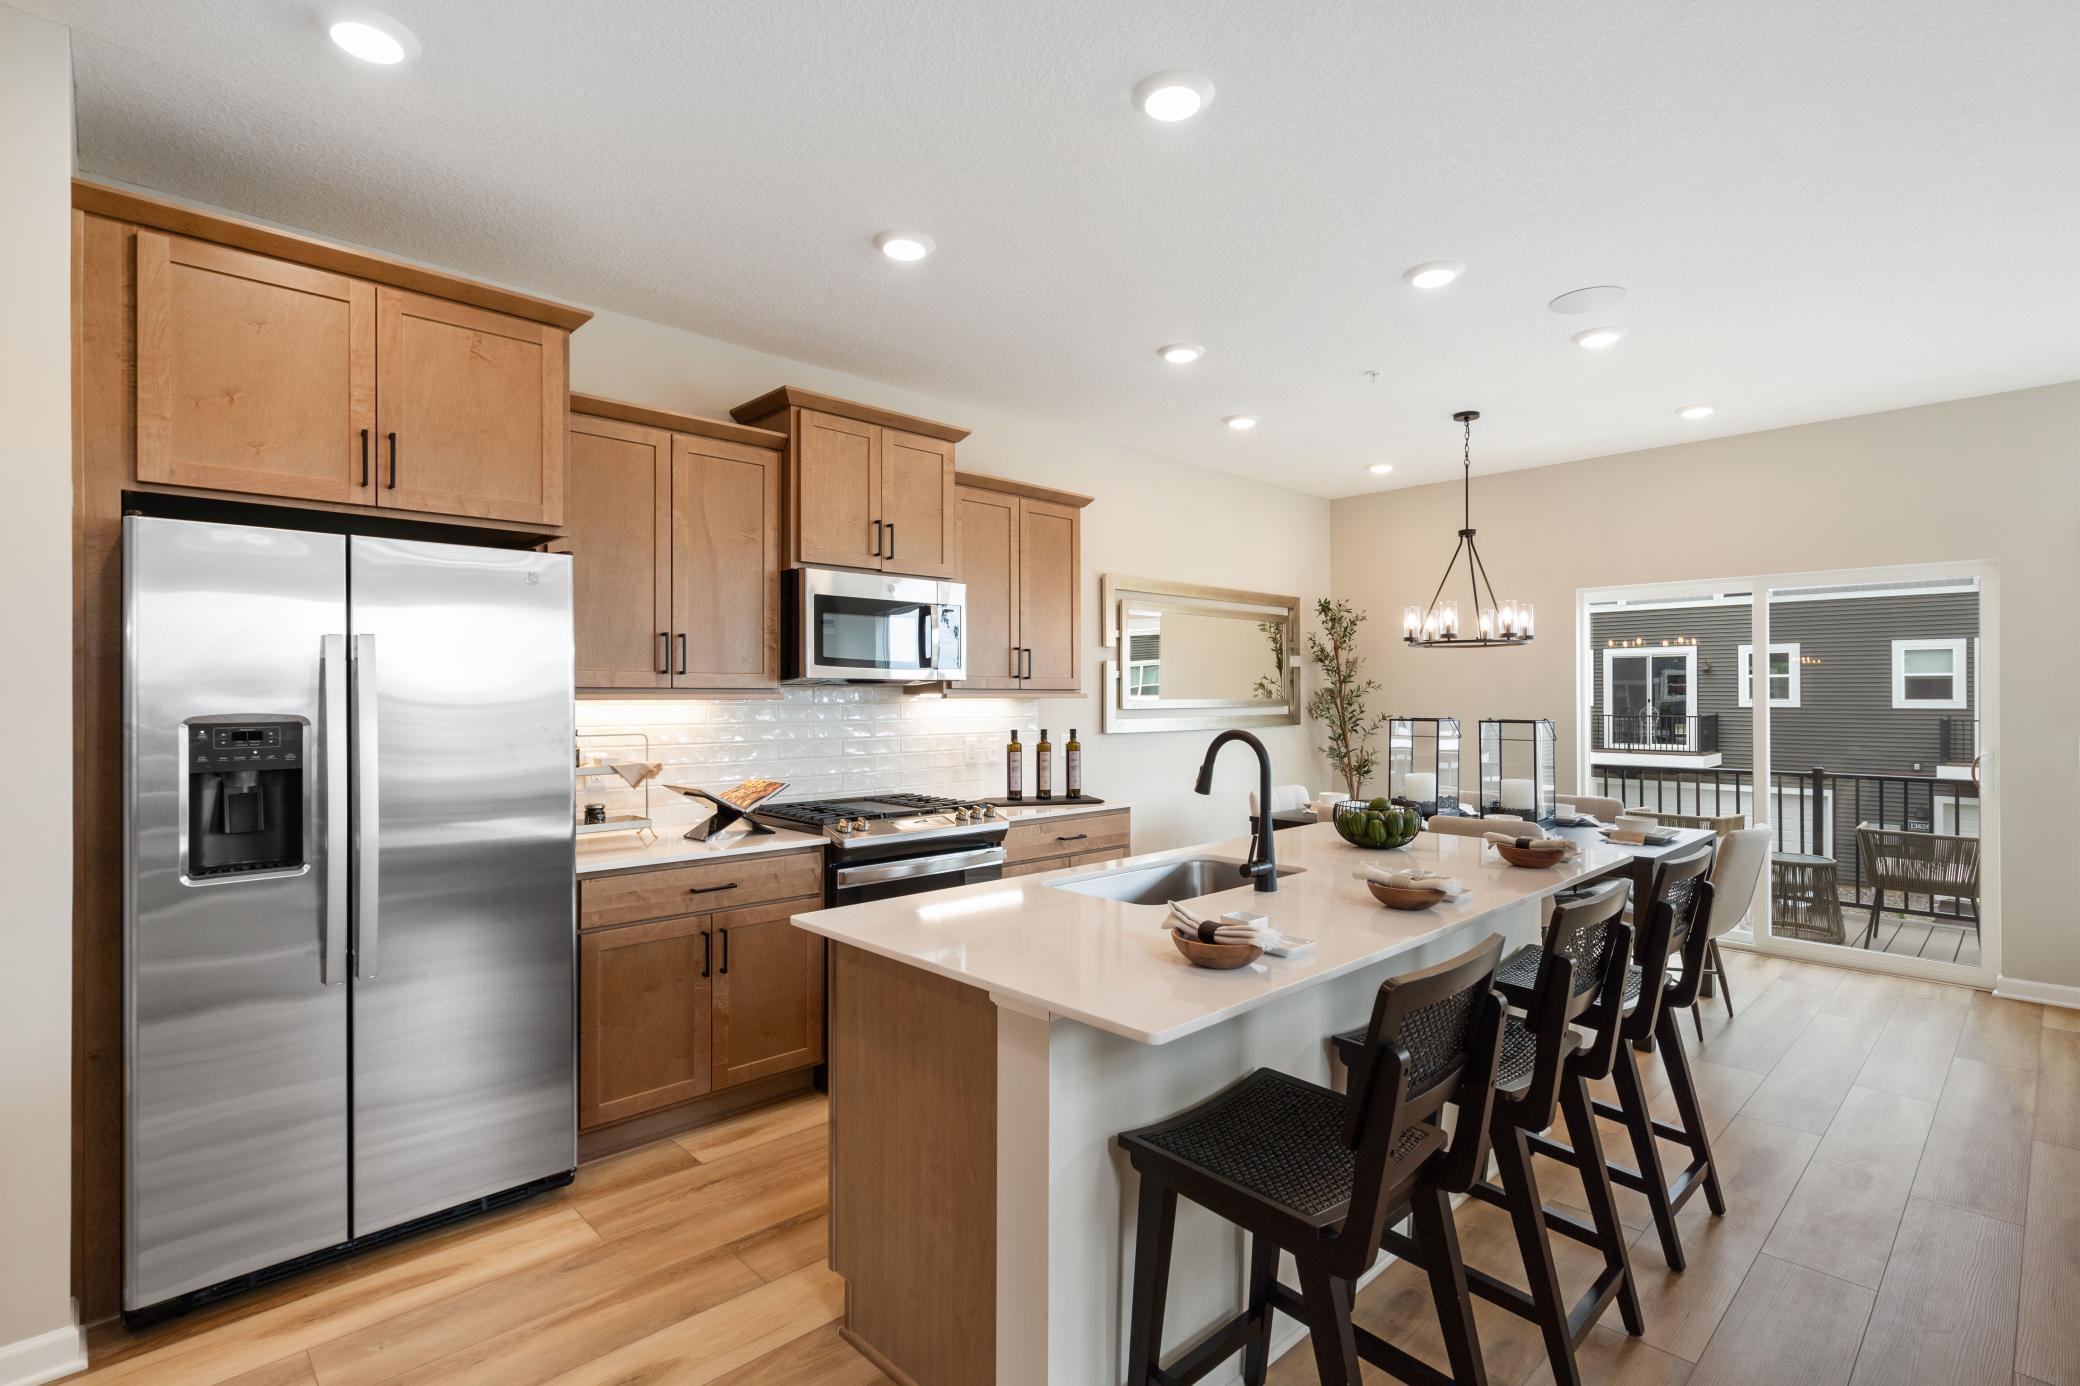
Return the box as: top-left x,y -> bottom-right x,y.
1854,822 -> 1980,949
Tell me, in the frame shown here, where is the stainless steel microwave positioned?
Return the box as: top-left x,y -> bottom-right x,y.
783,566 -> 966,682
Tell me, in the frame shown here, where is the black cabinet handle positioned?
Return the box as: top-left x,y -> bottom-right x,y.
386,432 -> 398,489
872,519 -> 883,557
686,881 -> 738,896
1021,647 -> 1033,679
359,429 -> 370,487
719,927 -> 730,974
658,632 -> 670,675
701,929 -> 712,979
1056,832 -> 1089,843
885,523 -> 896,560
677,633 -> 688,676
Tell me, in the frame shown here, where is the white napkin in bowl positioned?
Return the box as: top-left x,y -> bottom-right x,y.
1351,865 -> 1467,898
1166,901 -> 1273,946
1483,832 -> 1581,857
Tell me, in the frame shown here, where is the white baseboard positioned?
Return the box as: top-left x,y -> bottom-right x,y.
1994,974 -> 2080,1010
0,1311 -> 87,1386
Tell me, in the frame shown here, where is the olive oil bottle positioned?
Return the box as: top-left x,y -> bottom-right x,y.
1065,728 -> 1082,800
1035,728 -> 1053,800
1005,728 -> 1023,802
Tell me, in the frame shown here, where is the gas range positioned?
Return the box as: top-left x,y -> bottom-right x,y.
753,792 -> 1008,856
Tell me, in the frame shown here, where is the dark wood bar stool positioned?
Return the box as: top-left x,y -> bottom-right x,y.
1331,882 -> 1644,1386
1118,937 -> 1511,1386
1537,841 -> 1724,1271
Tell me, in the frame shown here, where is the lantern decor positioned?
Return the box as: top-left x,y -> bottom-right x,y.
1478,718 -> 1558,827
1386,716 -> 1461,817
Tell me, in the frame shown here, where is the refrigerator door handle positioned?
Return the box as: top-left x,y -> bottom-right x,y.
321,635 -> 350,985
352,633 -> 380,979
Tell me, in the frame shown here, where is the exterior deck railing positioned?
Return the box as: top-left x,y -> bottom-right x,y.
1586,763 -> 1979,923
1939,717 -> 1978,765
1593,712 -> 1720,755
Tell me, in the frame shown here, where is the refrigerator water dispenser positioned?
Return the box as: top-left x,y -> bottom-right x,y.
185,718 -> 306,877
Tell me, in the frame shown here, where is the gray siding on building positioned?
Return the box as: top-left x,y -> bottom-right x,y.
1590,591 -> 1977,777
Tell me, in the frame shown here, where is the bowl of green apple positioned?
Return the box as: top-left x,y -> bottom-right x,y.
1331,798 -> 1423,850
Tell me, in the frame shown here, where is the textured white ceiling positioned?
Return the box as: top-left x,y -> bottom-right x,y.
29,0 -> 2080,497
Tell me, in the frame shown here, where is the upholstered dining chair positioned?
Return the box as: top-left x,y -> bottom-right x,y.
1690,827 -> 1770,1037
1557,793 -> 1624,822
1425,815 -> 1533,838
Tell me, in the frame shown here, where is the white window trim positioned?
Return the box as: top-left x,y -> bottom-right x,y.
1600,645 -> 1698,749
1737,642 -> 1802,708
1891,637 -> 1967,709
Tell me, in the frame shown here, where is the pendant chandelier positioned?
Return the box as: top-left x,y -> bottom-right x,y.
1402,410 -> 1533,647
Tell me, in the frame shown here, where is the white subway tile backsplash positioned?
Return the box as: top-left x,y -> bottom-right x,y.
575,687 -> 1040,826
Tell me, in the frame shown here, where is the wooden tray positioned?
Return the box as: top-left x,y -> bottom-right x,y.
1495,843 -> 1569,868
1170,933 -> 1264,970
1366,881 -> 1448,910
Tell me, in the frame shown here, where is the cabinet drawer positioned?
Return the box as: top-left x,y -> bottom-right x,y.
1003,810 -> 1130,866
580,850 -> 823,930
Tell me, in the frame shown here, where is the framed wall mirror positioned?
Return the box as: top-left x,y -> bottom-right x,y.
1100,575 -> 1301,733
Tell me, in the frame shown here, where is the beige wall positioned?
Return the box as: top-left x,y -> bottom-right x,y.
0,4 -> 82,1379
1332,382 -> 2080,989
571,311 -> 1333,851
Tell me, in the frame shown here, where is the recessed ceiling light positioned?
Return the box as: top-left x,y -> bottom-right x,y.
1677,403 -> 1716,420
1133,70 -> 1215,122
1368,463 -> 1395,475
1223,414 -> 1258,431
325,9 -> 419,64
1572,326 -> 1626,350
1549,285 -> 1628,315
873,231 -> 936,262
1159,343 -> 1204,365
1403,261 -> 1464,290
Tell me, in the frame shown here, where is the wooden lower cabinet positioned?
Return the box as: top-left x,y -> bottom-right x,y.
579,915 -> 713,1129
577,879 -> 826,1131
712,900 -> 827,1088
999,809 -> 1133,878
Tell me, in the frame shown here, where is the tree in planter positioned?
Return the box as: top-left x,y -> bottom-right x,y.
1305,597 -> 1385,800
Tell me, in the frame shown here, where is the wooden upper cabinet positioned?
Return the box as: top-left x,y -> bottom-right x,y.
671,434 -> 781,688
793,409 -> 882,568
1019,497 -> 1082,691
567,415 -> 671,689
880,430 -> 958,578
579,914 -> 713,1129
730,388 -> 970,575
136,232 -> 376,503
375,289 -> 567,525
956,485 -> 1022,689
949,475 -> 1091,695
711,899 -> 825,1089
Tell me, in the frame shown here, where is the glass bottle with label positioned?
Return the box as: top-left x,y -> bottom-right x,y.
1005,729 -> 1023,802
1036,728 -> 1053,801
1065,728 -> 1082,800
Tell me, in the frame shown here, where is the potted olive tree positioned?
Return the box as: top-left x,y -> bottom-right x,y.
1304,597 -> 1384,801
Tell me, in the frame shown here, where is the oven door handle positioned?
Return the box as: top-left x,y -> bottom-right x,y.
833,845 -> 1007,889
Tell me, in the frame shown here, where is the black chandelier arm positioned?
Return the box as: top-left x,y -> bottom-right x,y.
1466,533 -> 1505,620
1421,534 -> 1467,623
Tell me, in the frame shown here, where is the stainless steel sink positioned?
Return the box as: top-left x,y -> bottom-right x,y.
1047,856 -> 1304,906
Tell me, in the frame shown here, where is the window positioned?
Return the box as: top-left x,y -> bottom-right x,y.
1125,629 -> 1161,698
1892,638 -> 1966,708
1601,646 -> 1696,748
1737,643 -> 1801,707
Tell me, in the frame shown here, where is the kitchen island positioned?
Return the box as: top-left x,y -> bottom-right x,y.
791,819 -> 1639,1386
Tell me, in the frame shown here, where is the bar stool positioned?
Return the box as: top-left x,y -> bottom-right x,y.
1544,841 -> 1724,1271
1118,936 -> 1510,1386
1331,882 -> 1644,1386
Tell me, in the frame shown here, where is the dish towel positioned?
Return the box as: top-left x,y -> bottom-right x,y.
1166,901 -> 1274,946
1351,865 -> 1468,898
1483,832 -> 1581,857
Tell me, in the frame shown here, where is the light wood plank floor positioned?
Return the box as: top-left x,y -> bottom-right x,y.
70,954 -> 2079,1386
74,1093 -> 888,1386
1270,953 -> 2080,1386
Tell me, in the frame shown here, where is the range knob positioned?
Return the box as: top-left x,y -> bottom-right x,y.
850,817 -> 871,833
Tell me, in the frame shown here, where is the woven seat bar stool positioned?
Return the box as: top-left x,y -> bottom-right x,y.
1533,841 -> 1723,1271
1331,881 -> 1643,1386
1118,936 -> 1511,1386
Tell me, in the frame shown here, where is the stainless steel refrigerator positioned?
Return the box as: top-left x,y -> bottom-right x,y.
123,515 -> 576,1313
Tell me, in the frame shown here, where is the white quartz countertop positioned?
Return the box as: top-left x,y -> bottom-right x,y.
576,823 -> 826,877
788,820 -> 1639,1045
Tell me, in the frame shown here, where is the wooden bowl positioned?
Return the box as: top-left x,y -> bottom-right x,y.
1170,933 -> 1265,970
1366,881 -> 1448,910
1494,843 -> 1568,868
